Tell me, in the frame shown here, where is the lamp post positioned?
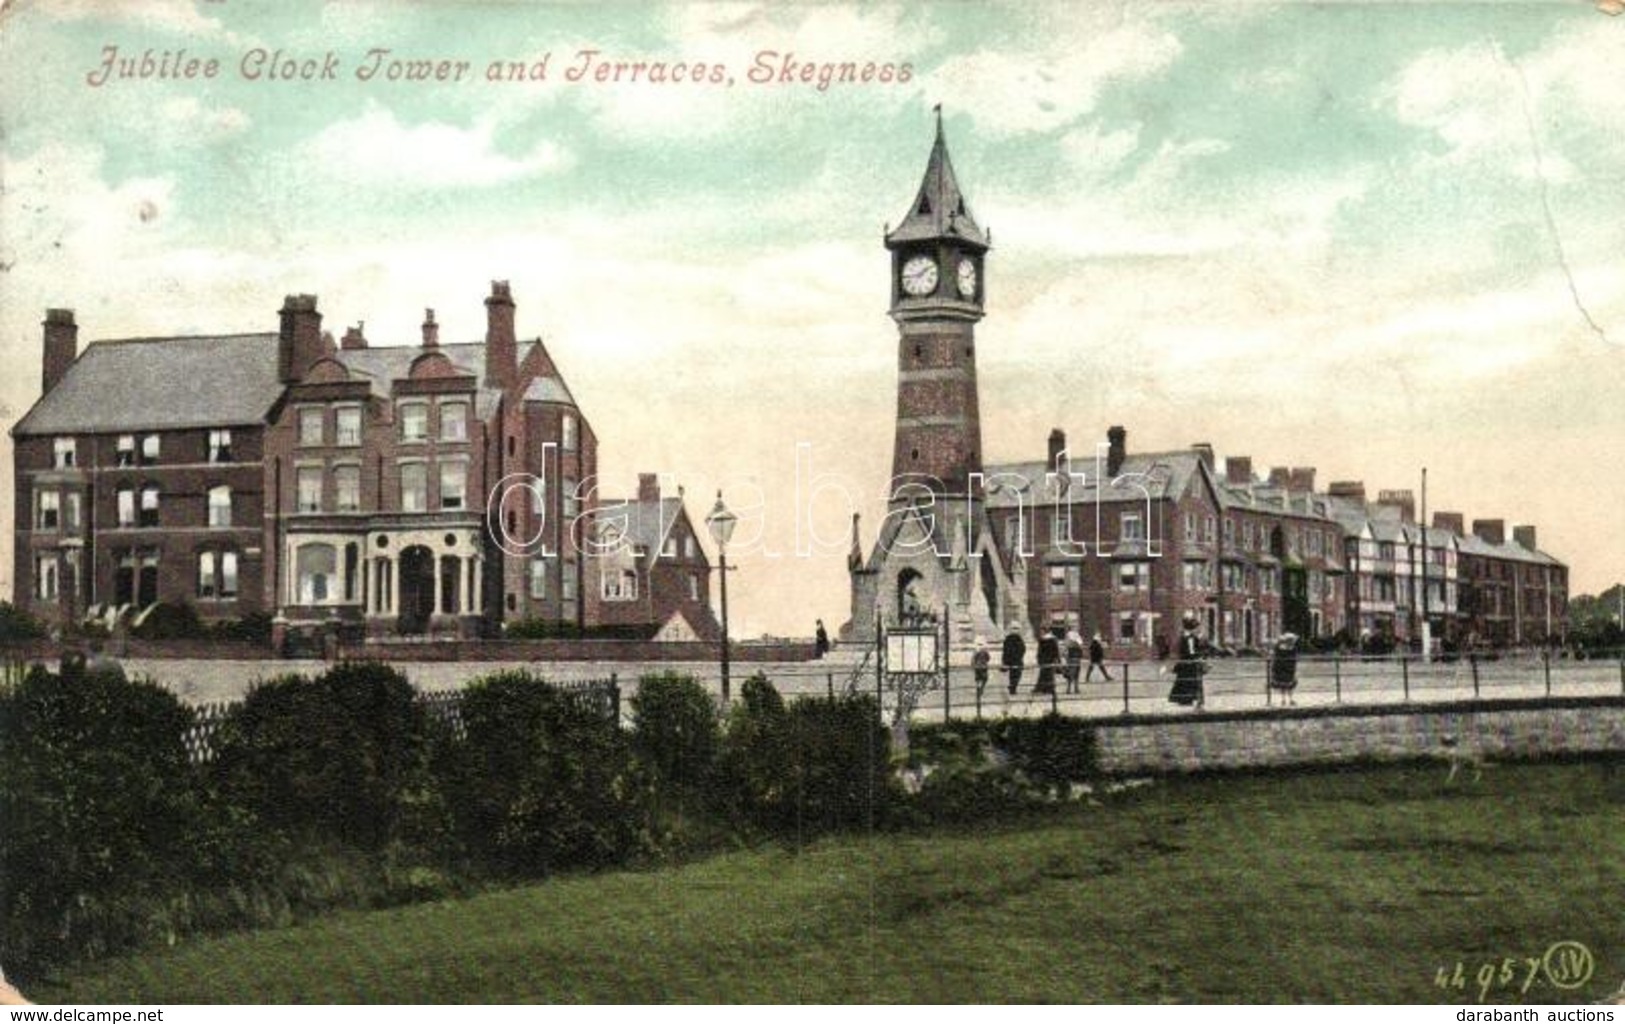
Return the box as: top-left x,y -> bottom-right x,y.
706,490 -> 738,704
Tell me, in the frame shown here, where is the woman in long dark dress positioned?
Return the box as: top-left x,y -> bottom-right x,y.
1168,613 -> 1206,709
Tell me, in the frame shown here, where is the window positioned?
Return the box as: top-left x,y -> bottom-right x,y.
64,492 -> 82,533
562,558 -> 578,602
1048,565 -> 1068,595
684,535 -> 696,560
1203,516 -> 1216,543
689,575 -> 700,601
603,568 -> 638,601
1183,512 -> 1196,542
296,467 -> 323,513
1244,521 -> 1256,551
198,552 -> 218,599
139,485 -> 160,527
530,477 -> 547,515
1118,561 -> 1151,592
295,543 -> 336,604
399,403 -> 428,442
439,401 -> 468,442
334,465 -> 361,512
116,435 -> 135,467
299,407 -> 324,446
117,487 -> 135,528
140,435 -> 160,465
1182,561 -> 1213,591
1118,612 -> 1136,642
208,430 -> 233,463
208,486 -> 231,528
53,438 -> 75,468
663,537 -> 678,558
1121,512 -> 1146,542
439,461 -> 466,510
563,477 -> 579,518
335,407 -> 362,446
35,554 -> 58,602
562,413 -> 578,452
529,558 -> 548,599
1223,518 -> 1235,546
400,462 -> 427,512
35,490 -> 60,530
221,551 -> 239,599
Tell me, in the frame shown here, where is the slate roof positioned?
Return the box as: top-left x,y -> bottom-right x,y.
983,450 -> 1207,508
886,114 -> 989,250
334,341 -> 507,419
594,497 -> 685,567
522,375 -> 577,407
1456,531 -> 1561,566
13,334 -> 283,437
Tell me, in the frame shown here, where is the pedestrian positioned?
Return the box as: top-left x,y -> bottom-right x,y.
1167,612 -> 1206,710
1270,632 -> 1299,706
1001,626 -> 1026,697
1063,629 -> 1085,693
814,619 -> 830,659
971,638 -> 990,705
1035,628 -> 1060,696
1086,631 -> 1113,682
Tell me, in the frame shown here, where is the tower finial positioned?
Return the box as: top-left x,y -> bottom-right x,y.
933,103 -> 943,138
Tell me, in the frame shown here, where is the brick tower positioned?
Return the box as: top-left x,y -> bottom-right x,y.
845,112 -> 1025,652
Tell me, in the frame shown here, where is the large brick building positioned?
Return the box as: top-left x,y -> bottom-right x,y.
11,284 -> 717,643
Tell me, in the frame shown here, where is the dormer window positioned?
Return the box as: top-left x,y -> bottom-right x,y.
140,435 -> 160,465
116,435 -> 135,466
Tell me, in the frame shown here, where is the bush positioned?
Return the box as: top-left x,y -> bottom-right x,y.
721,677 -> 895,838
209,612 -> 274,645
448,671 -> 647,876
988,714 -> 1099,797
630,671 -> 719,800
0,664 -> 210,972
211,662 -> 432,851
131,601 -> 205,640
0,601 -> 46,643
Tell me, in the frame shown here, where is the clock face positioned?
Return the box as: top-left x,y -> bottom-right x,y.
901,255 -> 938,297
957,258 -> 977,299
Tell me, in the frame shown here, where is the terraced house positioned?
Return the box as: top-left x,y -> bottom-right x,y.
11,284 -> 715,644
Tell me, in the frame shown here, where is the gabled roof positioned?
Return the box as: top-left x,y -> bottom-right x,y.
333,341 -> 503,418
13,333 -> 283,436
595,497 -> 685,567
984,450 -> 1208,509
523,376 -> 577,407
885,112 -> 989,251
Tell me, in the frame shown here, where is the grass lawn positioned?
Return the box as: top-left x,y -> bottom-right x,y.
33,759 -> 1625,1004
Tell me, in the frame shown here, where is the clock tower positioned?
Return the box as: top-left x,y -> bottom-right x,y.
845,111 -> 1025,652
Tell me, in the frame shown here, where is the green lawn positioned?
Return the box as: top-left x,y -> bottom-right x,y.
34,760 -> 1625,1003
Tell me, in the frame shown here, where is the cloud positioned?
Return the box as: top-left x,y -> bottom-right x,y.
932,12 -> 1182,136
35,0 -> 249,46
300,104 -> 573,188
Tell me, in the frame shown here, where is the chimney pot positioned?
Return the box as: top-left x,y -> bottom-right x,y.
484,282 -> 518,390
1268,467 -> 1291,487
1106,425 -> 1127,478
341,325 -> 368,350
277,295 -> 324,383
1432,511 -> 1465,536
1288,466 -> 1317,493
1225,456 -> 1253,486
421,307 -> 439,348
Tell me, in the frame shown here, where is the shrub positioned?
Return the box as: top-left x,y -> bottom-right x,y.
630,671 -> 720,799
449,671 -> 647,876
211,662 -> 432,850
988,714 -> 1099,797
0,601 -> 46,643
0,664 -> 209,971
131,601 -> 205,640
719,674 -> 793,828
208,612 -> 274,645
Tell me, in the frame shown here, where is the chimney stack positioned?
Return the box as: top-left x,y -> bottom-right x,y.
484,280 -> 518,391
1512,524 -> 1537,551
1472,518 -> 1505,545
1288,467 -> 1317,493
42,308 -> 78,395
1378,489 -> 1416,524
638,473 -> 661,504
1047,428 -> 1067,472
278,295 -> 324,383
421,308 -> 439,348
1328,480 -> 1367,503
1268,467 -> 1291,487
1190,443 -> 1215,471
341,324 -> 368,350
1432,511 -> 1465,536
1225,456 -> 1253,486
1106,425 -> 1126,478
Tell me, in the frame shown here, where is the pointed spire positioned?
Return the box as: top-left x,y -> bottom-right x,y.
848,512 -> 864,573
886,107 -> 988,251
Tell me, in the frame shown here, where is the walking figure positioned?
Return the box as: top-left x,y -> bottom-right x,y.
814,619 -> 830,659
1063,630 -> 1085,693
1001,626 -> 1026,697
1034,628 -> 1060,697
1167,613 -> 1207,710
971,638 -> 990,707
1086,631 -> 1113,682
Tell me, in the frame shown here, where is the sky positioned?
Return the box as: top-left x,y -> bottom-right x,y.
1,0 -> 1622,638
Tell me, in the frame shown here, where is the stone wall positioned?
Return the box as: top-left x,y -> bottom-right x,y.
1094,697 -> 1625,774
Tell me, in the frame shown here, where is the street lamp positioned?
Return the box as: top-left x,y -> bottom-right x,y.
705,490 -> 738,704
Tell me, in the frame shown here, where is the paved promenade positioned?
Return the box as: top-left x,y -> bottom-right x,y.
118,649 -> 1625,722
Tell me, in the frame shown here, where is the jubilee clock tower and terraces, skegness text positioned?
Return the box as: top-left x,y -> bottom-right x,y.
844,111 -> 1029,652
